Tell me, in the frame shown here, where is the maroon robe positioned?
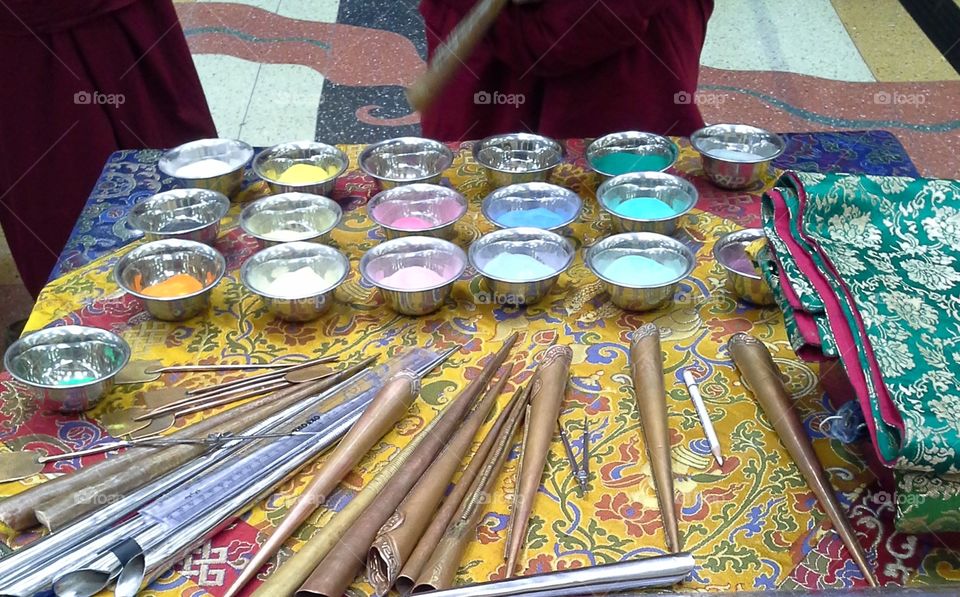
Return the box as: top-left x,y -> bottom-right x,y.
418,0 -> 713,141
0,0 -> 216,296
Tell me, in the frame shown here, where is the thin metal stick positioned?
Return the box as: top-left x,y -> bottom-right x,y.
184,356 -> 333,396
558,426 -> 586,495
681,368 -> 724,467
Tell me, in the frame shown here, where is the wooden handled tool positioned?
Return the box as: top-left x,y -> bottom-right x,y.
406,0 -> 509,112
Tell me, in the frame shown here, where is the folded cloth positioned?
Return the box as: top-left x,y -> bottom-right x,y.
762,171 -> 960,530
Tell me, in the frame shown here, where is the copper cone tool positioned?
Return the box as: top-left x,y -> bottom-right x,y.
395,384 -> 528,594
503,345 -> 572,577
727,332 -> 878,587
412,390 -> 528,592
367,372 -> 513,594
629,323 -> 681,552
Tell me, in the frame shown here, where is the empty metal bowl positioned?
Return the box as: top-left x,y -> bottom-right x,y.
713,228 -> 775,306
690,124 -> 785,190
114,239 -> 226,321
240,193 -> 343,247
253,141 -> 348,196
360,236 -> 466,316
481,182 -> 582,233
4,325 -> 131,412
241,241 -> 350,322
584,232 -> 695,311
468,227 -> 574,305
472,133 -> 564,187
358,137 -> 454,190
128,189 -> 230,244
158,138 -> 253,198
586,131 -> 678,180
368,184 -> 468,241
597,172 -> 698,236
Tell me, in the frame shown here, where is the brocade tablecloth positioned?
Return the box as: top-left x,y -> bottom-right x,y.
3,132 -> 957,594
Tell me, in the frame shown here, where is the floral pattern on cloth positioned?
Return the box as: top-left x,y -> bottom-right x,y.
763,171 -> 960,532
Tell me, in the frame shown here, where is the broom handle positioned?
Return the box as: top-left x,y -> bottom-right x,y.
406,0 -> 510,112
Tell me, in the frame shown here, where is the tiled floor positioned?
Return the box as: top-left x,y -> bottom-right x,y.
1,0 -> 959,346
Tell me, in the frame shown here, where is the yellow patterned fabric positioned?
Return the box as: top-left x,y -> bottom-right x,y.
1,142 -> 891,593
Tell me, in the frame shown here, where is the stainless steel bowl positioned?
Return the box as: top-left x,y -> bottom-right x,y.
713,228 -> 775,306
481,182 -> 582,233
358,137 -> 454,190
586,131 -> 678,180
241,241 -> 350,322
4,325 -> 131,412
158,138 -> 254,198
252,141 -> 348,196
128,189 -> 230,244
472,133 -> 564,187
597,172 -> 698,236
239,193 -> 343,247
468,227 -> 574,305
690,124 -> 785,190
584,232 -> 695,311
367,184 -> 467,241
114,239 -> 226,321
359,236 -> 466,316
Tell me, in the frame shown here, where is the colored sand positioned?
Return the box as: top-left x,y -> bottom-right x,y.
379,266 -> 447,289
592,152 -> 671,175
483,253 -> 556,279
601,255 -> 679,285
705,148 -> 766,161
267,163 -> 338,184
727,254 -> 757,276
390,216 -> 436,230
57,376 -> 98,386
175,158 -> 232,178
497,207 -> 566,228
256,266 -> 339,296
246,210 -> 336,240
614,197 -> 675,219
140,273 -> 206,298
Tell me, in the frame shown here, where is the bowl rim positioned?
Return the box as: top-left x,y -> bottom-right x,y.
689,124 -> 786,164
240,241 -> 351,300
480,182 -> 583,232
368,183 -> 468,233
251,140 -> 349,186
585,232 -> 696,289
585,131 -> 679,176
713,228 -> 766,280
358,137 -> 454,183
158,138 -> 254,179
468,227 -> 575,283
128,189 -> 231,236
3,325 -> 132,390
471,133 -> 565,173
359,236 -> 467,292
596,172 -> 698,223
114,239 -> 227,302
239,192 -> 344,242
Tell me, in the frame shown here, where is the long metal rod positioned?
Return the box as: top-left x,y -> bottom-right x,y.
184,356 -> 332,396
413,552 -> 695,597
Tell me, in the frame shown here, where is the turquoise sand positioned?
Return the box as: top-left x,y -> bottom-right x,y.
592,152 -> 672,175
602,255 -> 679,285
497,207 -> 566,229
484,253 -> 556,279
614,197 -> 675,219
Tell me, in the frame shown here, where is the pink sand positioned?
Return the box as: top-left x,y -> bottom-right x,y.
379,265 -> 447,289
391,216 -> 436,230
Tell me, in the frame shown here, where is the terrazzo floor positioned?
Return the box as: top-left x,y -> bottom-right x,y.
1,0 -> 959,348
